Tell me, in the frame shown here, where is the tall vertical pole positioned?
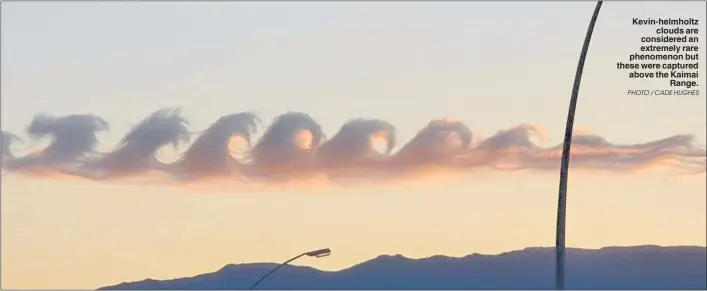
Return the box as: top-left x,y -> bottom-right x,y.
555,2 -> 603,290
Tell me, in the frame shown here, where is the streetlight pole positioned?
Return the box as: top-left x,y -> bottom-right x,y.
249,248 -> 331,290
555,2 -> 603,290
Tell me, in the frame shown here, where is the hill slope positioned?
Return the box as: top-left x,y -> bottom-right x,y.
100,246 -> 706,290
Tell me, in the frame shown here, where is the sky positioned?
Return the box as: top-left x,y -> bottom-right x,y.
1,1 -> 706,289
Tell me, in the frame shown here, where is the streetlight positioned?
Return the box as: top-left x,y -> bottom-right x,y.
249,248 -> 332,290
555,2 -> 603,291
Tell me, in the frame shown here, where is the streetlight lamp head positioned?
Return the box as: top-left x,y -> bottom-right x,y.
305,248 -> 331,258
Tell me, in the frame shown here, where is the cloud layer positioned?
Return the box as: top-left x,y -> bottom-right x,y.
2,108 -> 705,186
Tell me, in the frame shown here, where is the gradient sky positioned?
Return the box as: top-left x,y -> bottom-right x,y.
1,1 -> 706,289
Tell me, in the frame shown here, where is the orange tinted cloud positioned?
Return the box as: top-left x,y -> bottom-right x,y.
2,109 -> 704,189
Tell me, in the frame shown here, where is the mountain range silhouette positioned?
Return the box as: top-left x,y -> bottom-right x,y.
99,246 -> 706,290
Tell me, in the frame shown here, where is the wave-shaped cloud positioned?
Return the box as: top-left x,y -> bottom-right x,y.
3,114 -> 108,175
2,109 -> 705,186
1,130 -> 21,161
169,111 -> 261,178
394,119 -> 473,166
77,108 -> 191,179
246,112 -> 326,180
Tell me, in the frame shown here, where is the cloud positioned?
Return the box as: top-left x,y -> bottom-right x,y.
3,113 -> 108,175
171,112 -> 260,178
2,109 -> 705,188
394,118 -> 474,166
317,118 -> 396,175
77,108 -> 191,179
497,133 -> 707,172
1,130 -> 21,160
246,111 -> 326,180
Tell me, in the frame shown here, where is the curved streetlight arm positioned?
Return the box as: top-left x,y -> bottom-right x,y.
555,1 -> 603,291
249,253 -> 306,290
